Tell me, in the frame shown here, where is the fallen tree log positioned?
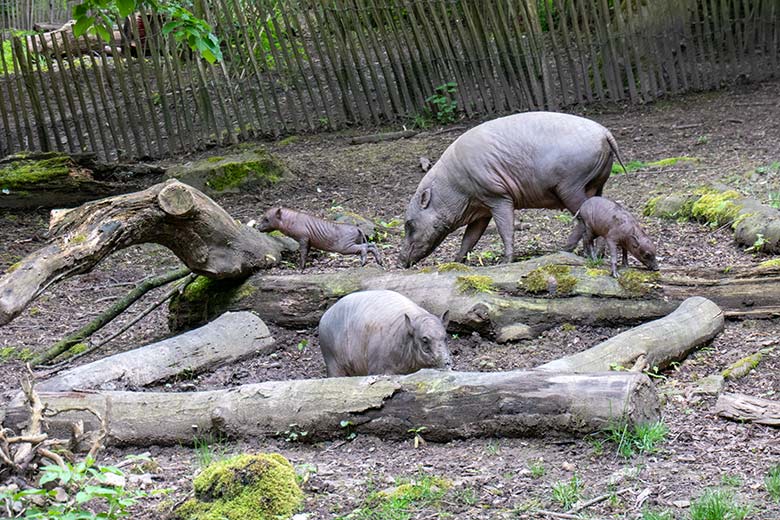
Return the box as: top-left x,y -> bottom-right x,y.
0,152 -> 145,209
538,297 -> 723,373
644,187 -> 780,253
0,180 -> 296,326
37,311 -> 275,392
169,252 -> 780,335
4,370 -> 659,446
715,392 -> 780,427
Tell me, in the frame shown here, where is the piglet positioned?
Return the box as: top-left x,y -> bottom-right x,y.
257,207 -> 383,270
575,196 -> 658,277
318,290 -> 452,377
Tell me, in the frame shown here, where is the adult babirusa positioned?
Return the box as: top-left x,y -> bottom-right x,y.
399,112 -> 626,267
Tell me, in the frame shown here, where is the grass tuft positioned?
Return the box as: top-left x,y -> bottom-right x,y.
551,474 -> 582,510
766,465 -> 780,502
604,420 -> 667,458
689,489 -> 752,520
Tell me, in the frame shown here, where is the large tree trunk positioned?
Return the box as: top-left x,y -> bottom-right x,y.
38,312 -> 275,392
169,253 -> 780,335
538,297 -> 723,373
0,180 -> 296,326
3,370 -> 659,446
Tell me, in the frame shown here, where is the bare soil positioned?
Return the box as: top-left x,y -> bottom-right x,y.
1,80 -> 780,519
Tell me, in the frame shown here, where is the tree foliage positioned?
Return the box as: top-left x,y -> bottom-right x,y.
72,0 -> 222,63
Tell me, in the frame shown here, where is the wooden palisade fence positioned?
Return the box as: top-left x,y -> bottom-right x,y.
0,0 -> 778,161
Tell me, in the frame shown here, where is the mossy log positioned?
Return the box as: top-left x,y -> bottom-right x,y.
0,180 -> 296,326
37,311 -> 275,392
538,297 -> 723,373
644,187 -> 780,253
715,392 -> 780,427
3,370 -> 659,446
169,253 -> 780,335
0,152 -> 143,209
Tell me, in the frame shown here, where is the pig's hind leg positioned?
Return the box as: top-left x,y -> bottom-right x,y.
486,200 -> 515,263
368,243 -> 384,267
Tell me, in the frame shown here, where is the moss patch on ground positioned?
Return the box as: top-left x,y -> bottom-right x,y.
346,476 -> 451,520
169,276 -> 254,330
617,269 -> 661,295
456,275 -> 496,294
690,189 -> 743,227
759,258 -> 780,269
520,265 -> 577,294
0,346 -> 34,361
175,453 -> 303,520
0,152 -> 74,190
722,352 -> 762,380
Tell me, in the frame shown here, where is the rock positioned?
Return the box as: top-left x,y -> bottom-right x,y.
693,374 -> 724,395
102,472 -> 126,487
495,324 -> 534,343
165,148 -> 291,196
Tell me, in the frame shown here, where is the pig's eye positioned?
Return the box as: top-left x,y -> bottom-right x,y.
421,337 -> 430,349
405,221 -> 414,235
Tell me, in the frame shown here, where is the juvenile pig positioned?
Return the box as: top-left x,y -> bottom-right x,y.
257,207 -> 383,270
318,290 -> 452,377
576,196 -> 658,277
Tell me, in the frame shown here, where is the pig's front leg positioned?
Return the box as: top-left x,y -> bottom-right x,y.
455,217 -> 491,263
298,238 -> 310,271
607,239 -> 620,277
622,247 -> 629,267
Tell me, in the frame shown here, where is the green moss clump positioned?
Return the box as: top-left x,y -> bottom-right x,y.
437,262 -> 471,273
646,156 -> 698,168
690,189 -> 742,227
175,453 -> 303,520
71,234 -> 87,244
0,153 -> 73,189
5,261 -> 22,273
722,352 -> 762,380
643,196 -> 661,217
169,276 -> 253,330
268,230 -> 286,238
456,275 -> 496,294
206,156 -> 225,163
68,342 -> 88,355
585,267 -> 610,277
617,269 -> 661,294
278,135 -> 299,146
759,258 -> 780,269
206,156 -> 284,192
520,265 -> 577,294
0,346 -> 34,361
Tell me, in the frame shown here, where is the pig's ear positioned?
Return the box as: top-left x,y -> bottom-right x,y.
419,188 -> 431,209
440,310 -> 450,329
403,314 -> 414,335
275,207 -> 283,220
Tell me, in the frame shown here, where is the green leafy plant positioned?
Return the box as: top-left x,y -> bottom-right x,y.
408,426 -> 427,449
769,191 -> 780,209
604,420 -> 667,458
746,233 -> 767,253
279,423 -> 309,443
425,82 -> 458,124
554,213 -> 573,224
296,339 -> 309,352
0,457 -> 147,519
689,489 -> 752,520
340,419 -> 357,441
71,0 -> 222,63
721,474 -> 743,488
766,464 -> 780,501
551,474 -> 582,510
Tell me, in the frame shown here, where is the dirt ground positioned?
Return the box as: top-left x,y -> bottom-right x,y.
1,79 -> 780,519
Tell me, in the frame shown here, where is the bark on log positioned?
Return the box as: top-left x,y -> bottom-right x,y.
0,180 -> 296,326
3,370 -> 660,446
37,311 -> 275,392
169,252 -> 780,335
715,392 -> 780,427
538,297 -> 724,373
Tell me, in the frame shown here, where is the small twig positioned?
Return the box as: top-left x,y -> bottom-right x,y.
671,123 -> 703,130
570,488 -> 631,513
534,510 -> 582,519
38,448 -> 67,468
